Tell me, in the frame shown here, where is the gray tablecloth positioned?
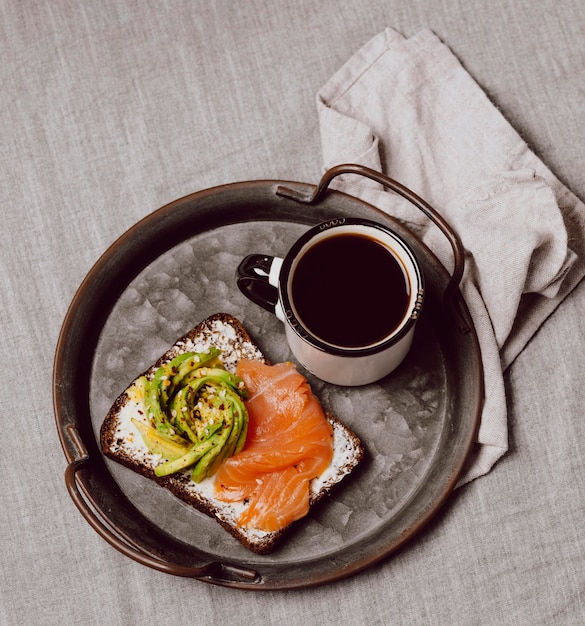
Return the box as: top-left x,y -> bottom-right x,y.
2,1 -> 585,624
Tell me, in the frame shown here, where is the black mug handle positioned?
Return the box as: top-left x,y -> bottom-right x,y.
236,254 -> 279,314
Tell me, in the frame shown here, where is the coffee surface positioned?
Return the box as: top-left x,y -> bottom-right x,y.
291,233 -> 410,347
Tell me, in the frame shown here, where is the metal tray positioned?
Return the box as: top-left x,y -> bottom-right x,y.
53,166 -> 483,589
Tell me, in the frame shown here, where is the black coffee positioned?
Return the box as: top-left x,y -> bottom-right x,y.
291,233 -> 410,348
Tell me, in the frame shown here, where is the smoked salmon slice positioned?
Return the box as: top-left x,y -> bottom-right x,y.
214,360 -> 334,532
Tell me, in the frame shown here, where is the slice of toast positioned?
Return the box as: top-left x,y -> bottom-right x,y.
100,312 -> 364,554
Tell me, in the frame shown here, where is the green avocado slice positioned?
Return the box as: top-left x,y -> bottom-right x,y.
167,348 -> 221,394
190,400 -> 235,483
135,348 -> 249,481
156,394 -> 234,478
154,438 -> 217,477
203,389 -> 247,479
131,418 -> 191,459
169,387 -> 199,443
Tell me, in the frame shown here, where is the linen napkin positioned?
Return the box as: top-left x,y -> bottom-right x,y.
317,28 -> 585,485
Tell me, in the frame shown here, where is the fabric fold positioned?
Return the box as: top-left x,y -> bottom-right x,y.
317,28 -> 585,485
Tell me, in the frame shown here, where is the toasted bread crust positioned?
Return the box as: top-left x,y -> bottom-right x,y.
100,313 -> 364,554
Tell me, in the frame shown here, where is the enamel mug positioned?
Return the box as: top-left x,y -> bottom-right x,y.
236,217 -> 425,386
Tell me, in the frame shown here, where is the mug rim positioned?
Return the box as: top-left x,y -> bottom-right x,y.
278,218 -> 425,357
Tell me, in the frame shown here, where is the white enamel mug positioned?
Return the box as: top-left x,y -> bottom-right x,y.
237,217 -> 425,386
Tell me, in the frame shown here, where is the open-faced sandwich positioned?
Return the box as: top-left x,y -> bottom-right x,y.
100,313 -> 364,554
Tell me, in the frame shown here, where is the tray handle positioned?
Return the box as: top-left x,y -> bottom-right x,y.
63,424 -> 261,585
276,163 -> 470,334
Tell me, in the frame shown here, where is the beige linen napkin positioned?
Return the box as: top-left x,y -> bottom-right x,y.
317,28 -> 585,485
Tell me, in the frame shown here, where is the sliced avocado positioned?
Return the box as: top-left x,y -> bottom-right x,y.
158,351 -> 196,410
193,388 -> 227,440
180,367 -> 248,399
169,386 -> 199,443
170,378 -> 225,441
154,392 -> 236,479
144,352 -> 196,434
203,390 -> 246,479
190,403 -> 235,483
137,348 -> 249,480
153,438 -> 217,477
168,348 -> 221,393
146,349 -> 222,430
144,369 -> 171,435
131,418 -> 191,459
228,390 -> 249,455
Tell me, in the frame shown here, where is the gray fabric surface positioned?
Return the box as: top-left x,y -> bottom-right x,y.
2,1 -> 585,624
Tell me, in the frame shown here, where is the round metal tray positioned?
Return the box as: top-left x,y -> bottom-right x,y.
53,166 -> 483,589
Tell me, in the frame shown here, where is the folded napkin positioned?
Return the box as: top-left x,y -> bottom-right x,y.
317,28 -> 585,485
